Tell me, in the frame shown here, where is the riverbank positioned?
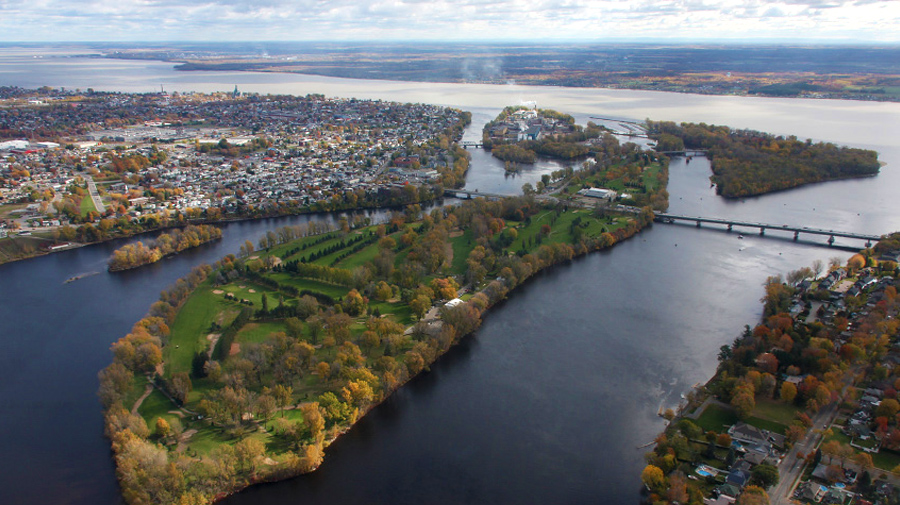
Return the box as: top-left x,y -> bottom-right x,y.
642,237 -> 900,504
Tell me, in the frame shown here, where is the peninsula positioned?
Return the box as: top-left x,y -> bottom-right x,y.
99,127 -> 664,504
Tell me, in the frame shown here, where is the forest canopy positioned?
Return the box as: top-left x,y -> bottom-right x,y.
646,121 -> 880,198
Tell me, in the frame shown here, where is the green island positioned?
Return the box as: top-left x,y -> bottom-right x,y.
646,121 -> 881,198
643,235 -> 900,505
108,224 -> 223,271
481,106 -> 607,165
98,129 -> 662,504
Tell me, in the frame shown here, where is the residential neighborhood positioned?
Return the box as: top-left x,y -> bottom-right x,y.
645,239 -> 900,505
0,87 -> 470,260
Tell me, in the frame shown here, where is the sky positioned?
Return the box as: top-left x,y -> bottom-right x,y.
1,0 -> 898,43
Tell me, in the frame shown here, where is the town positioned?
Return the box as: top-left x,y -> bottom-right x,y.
0,87 -> 470,262
646,238 -> 900,505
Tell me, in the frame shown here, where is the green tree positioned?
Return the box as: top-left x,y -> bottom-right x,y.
750,463 -> 779,488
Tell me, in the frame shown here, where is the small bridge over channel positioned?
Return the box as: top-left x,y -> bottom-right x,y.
460,141 -> 484,149
654,213 -> 882,247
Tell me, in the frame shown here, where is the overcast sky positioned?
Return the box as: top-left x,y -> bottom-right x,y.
2,0 -> 898,42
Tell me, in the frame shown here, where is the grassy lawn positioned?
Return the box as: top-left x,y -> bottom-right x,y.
746,416 -> 788,435
237,321 -> 287,345
165,282 -> 241,377
79,195 -> 97,217
335,234 -> 388,270
265,272 -> 351,299
695,404 -> 739,433
370,300 -> 415,326
138,388 -> 179,426
752,399 -> 800,425
448,230 -> 473,275
873,449 -> 900,471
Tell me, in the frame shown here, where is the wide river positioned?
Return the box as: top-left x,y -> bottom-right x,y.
1,47 -> 899,504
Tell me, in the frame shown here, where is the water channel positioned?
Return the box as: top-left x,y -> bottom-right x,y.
0,49 -> 898,504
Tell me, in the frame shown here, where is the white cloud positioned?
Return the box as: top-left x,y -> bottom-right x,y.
0,0 -> 897,41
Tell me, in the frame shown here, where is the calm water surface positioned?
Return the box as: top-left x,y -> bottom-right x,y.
0,49 -> 898,504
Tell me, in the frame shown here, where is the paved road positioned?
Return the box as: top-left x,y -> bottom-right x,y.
771,401 -> 840,505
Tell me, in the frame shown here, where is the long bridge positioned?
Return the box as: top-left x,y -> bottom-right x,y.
444,188 -> 509,200
654,213 -> 881,247
655,149 -> 709,156
460,141 -> 484,148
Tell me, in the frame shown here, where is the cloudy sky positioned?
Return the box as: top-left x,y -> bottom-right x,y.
2,0 -> 898,42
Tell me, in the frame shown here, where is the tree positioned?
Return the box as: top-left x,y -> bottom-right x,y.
877,398 -> 900,418
811,259 -> 823,279
640,464 -> 666,492
273,384 -> 293,417
234,437 -> 265,476
750,463 -> 779,488
285,317 -> 303,340
256,394 -> 277,426
780,382 -> 797,404
155,417 -> 171,439
736,486 -> 770,505
409,295 -> 431,320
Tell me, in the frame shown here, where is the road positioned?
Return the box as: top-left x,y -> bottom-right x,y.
770,400 -> 840,504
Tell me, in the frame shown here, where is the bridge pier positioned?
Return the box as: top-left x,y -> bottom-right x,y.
794,231 -> 800,241
696,221 -> 701,228
759,227 -> 765,236
727,224 -> 733,232
828,236 -> 835,246
866,240 -> 872,248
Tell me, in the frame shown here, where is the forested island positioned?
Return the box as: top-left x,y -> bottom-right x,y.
481,106 -> 606,164
97,129 -> 663,503
647,121 -> 881,198
108,224 -> 223,271
643,235 -> 900,505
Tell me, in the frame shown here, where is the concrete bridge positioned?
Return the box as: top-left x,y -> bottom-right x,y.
655,149 -> 709,156
460,141 -> 484,149
654,213 -> 881,247
444,189 -> 509,200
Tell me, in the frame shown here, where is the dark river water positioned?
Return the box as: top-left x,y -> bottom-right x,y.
1,48 -> 899,504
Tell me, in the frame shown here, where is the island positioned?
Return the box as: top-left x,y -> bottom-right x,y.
98,128 -> 662,504
646,121 -> 881,198
108,224 -> 223,271
481,106 -> 606,166
643,234 -> 900,504
0,87 -> 471,265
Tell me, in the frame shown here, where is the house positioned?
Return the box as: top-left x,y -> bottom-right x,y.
715,483 -> 742,498
729,422 -> 785,452
795,482 -> 828,503
725,466 -> 751,488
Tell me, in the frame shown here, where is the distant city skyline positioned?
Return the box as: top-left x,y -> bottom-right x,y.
1,0 -> 898,43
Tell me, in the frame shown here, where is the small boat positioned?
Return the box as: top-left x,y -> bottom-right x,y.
738,234 -> 744,239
